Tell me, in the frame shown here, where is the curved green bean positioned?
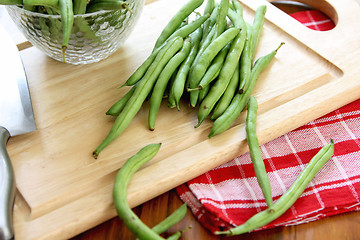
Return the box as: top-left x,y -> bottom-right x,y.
148,38 -> 191,130
210,61 -> 239,120
246,96 -> 273,209
93,37 -> 184,158
168,25 -> 203,110
215,140 -> 334,236
208,42 -> 284,138
153,0 -> 204,49
106,86 -> 136,116
113,143 -> 164,240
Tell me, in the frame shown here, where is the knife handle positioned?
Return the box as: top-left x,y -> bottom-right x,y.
0,127 -> 15,240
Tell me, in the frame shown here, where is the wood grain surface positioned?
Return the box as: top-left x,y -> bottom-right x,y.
1,0 -> 360,239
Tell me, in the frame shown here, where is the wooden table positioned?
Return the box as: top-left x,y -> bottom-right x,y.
1,1 -> 360,239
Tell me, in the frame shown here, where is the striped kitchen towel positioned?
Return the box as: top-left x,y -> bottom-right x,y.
175,10 -> 360,234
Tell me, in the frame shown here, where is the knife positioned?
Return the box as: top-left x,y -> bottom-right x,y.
0,25 -> 36,240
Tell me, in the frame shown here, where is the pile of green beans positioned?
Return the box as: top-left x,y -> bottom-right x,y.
113,143 -> 190,240
0,0 -> 132,61
94,0 -> 284,158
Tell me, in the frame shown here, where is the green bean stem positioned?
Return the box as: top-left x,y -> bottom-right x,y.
246,96 -> 274,209
93,37 -> 184,158
153,0 -> 204,49
208,42 -> 284,138
58,0 -> 74,62
148,38 -> 191,130
215,140 -> 335,236
113,143 -> 165,240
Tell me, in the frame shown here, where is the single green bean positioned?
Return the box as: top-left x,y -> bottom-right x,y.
22,0 -> 59,10
153,0 -> 204,49
210,61 -> 239,120
208,42 -> 284,138
0,0 -> 22,4
215,0 -> 229,37
93,37 -> 184,158
215,140 -> 334,236
152,203 -> 188,235
195,10 -> 246,127
168,25 -> 202,110
58,0 -> 74,62
73,0 -> 87,14
122,13 -> 209,87
106,86 -> 136,116
148,38 -> 191,130
251,5 -> 267,61
239,22 -> 253,92
86,0 -> 129,13
188,27 -> 240,107
113,143 -> 165,240
246,96 -> 273,209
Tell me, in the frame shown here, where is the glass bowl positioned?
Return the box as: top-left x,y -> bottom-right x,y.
6,0 -> 145,65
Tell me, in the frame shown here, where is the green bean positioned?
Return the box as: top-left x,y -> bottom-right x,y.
86,0 -> 129,13
215,0 -> 230,38
0,0 -> 22,4
58,0 -> 74,62
210,61 -> 239,120
196,43 -> 230,90
93,37 -> 184,158
208,42 -> 284,138
153,0 -> 204,50
113,143 -> 165,240
22,0 -> 59,10
188,27 -> 240,107
251,5 -> 267,61
246,96 -> 273,209
201,4 -> 218,42
106,86 -> 136,116
215,140 -> 335,236
122,13 -> 209,88
152,203 -> 188,235
239,22 -> 253,92
73,0 -> 87,14
148,38 -> 191,130
201,0 -> 215,35
195,10 -> 246,127
168,26 -> 203,110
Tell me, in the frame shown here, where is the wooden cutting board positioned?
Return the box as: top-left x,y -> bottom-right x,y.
6,0 -> 360,239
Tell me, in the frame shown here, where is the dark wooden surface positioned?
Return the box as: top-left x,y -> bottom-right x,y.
72,2 -> 360,240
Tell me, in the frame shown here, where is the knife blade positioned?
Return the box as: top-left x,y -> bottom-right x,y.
0,25 -> 36,240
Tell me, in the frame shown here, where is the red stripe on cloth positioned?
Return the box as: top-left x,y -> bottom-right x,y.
176,10 -> 357,234
290,10 -> 335,31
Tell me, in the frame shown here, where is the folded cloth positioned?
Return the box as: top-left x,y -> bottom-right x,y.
176,10 -> 359,234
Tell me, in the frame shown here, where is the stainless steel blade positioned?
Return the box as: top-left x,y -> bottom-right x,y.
0,26 -> 36,136
0,25 -> 36,240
